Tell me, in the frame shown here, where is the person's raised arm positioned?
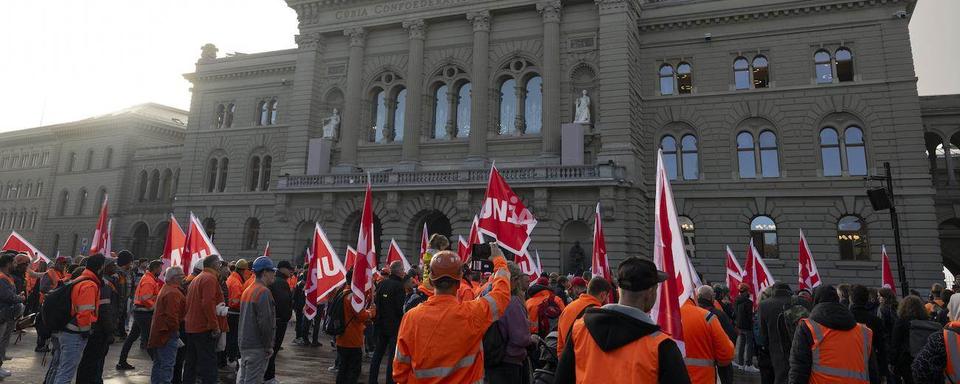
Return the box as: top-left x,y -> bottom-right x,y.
467,243 -> 511,330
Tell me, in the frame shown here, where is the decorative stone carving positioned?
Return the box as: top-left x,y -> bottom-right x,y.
295,32 -> 325,50
344,27 -> 367,47
466,11 -> 491,32
322,108 -> 341,139
200,43 -> 218,61
595,0 -> 630,12
574,90 -> 591,124
402,19 -> 427,40
537,1 -> 562,23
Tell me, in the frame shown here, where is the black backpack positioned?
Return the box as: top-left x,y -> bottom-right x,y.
909,319 -> 943,357
322,290 -> 351,336
40,277 -> 91,332
482,320 -> 507,368
776,300 -> 810,354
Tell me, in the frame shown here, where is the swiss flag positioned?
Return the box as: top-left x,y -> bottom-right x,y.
88,194 -> 110,255
591,202 -> 611,282
183,213 -> 221,273
344,246 -> 357,272
477,165 -> 537,256
349,180 -> 377,313
2,231 -> 48,263
305,223 -> 346,320
387,239 -> 412,271
797,229 -> 822,292
745,239 -> 776,309
457,236 -> 470,262
651,149 -> 693,349
160,215 -> 186,275
725,246 -> 745,303
262,241 -> 271,257
881,245 -> 897,295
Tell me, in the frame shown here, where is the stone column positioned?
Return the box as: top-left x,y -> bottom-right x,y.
466,11 -> 491,166
945,141 -> 957,185
384,98 -> 397,143
515,84 -> 527,134
337,27 -> 366,171
538,1 -> 562,162
401,20 -> 426,168
282,33 -> 325,175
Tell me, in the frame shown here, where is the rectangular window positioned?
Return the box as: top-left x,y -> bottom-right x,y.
738,152 -> 756,179
760,149 -> 780,177
660,76 -> 674,95
682,152 -> 698,180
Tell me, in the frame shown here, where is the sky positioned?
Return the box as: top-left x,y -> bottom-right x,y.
0,0 -> 956,133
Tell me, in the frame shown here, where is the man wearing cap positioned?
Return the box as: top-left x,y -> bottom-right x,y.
555,256 -> 691,384
236,256 -> 276,384
225,258 -> 250,366
264,260 -> 294,384
557,277 -> 611,357
35,255 -> 70,352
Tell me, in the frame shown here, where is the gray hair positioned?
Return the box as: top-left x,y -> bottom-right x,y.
165,266 -> 185,283
389,260 -> 404,275
696,285 -> 715,303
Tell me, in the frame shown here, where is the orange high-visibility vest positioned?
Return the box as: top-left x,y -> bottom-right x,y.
802,318 -> 872,384
133,272 -> 161,310
569,318 -> 670,383
226,272 -> 245,311
680,300 -> 734,383
943,322 -> 960,383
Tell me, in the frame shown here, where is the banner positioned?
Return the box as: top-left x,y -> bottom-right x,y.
305,223 -> 346,319
344,246 -> 357,272
457,236 -> 469,262
183,212 -> 221,273
477,165 -> 537,256
349,179 -> 377,313
745,239 -> 775,309
881,245 -> 897,295
591,202 -> 611,282
160,215 -> 186,275
387,239 -> 412,271
1,231 -> 48,263
797,229 -> 821,291
652,149 -> 691,348
420,222 -> 429,259
89,194 -> 110,255
515,250 -> 540,284
725,246 -> 745,303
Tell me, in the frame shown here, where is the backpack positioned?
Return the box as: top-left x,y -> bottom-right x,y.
482,320 -> 507,368
322,290 -> 350,336
40,277 -> 91,332
536,293 -> 562,338
776,301 -> 810,353
909,319 -> 943,357
930,302 -> 948,325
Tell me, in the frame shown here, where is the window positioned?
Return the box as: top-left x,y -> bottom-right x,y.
835,48 -> 853,82
30,209 -> 37,229
268,99 -> 279,125
845,127 -> 867,175
207,156 -> 229,193
206,159 -> 218,193
57,190 -> 69,216
661,136 -> 678,180
260,156 -> 272,191
677,63 -> 693,94
215,104 -> 226,128
203,218 -> 217,241
821,125 -> 867,176
681,135 -> 699,180
750,216 -> 779,258
735,55 -> 769,90
434,85 -> 450,139
815,50 -> 834,84
496,59 -> 540,135
36,181 -> 42,197
838,216 -> 868,260
76,188 -> 87,215
15,183 -> 21,199
67,152 -> 77,172
217,158 -> 229,193
372,89 -> 387,142
0,212 -> 5,228
248,155 -> 272,192
248,156 -> 261,192
659,64 -> 675,95
457,83 -> 471,137
752,56 -> 769,88
394,88 -> 407,141
820,128 -> 842,176
257,100 -> 269,126
160,170 -> 172,201
759,131 -> 780,177
737,132 -> 757,178
368,71 -> 405,143
498,80 -> 516,135
149,170 -> 160,201
734,57 -> 750,90
96,188 -> 107,208
524,76 -> 543,134
85,149 -> 94,170
25,183 -> 32,198
243,218 -> 261,250
224,103 -> 236,128
138,170 -> 148,201
679,216 -> 696,259
103,147 -> 113,169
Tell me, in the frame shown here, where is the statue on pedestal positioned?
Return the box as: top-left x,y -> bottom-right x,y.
574,90 -> 591,124
321,108 -> 341,139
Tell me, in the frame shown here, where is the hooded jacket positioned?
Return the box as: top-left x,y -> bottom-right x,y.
734,292 -> 753,330
757,286 -> 794,384
787,302 -> 880,384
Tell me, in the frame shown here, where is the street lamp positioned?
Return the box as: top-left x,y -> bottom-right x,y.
866,161 -> 908,294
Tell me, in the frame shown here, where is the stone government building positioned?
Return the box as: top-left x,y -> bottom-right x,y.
2,0 -> 959,290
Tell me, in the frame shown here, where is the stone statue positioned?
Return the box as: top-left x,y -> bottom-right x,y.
200,43 -> 218,61
574,90 -> 591,124
322,108 -> 341,139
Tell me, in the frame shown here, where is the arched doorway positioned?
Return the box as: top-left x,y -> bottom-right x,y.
417,210 -> 453,244
941,219 -> 960,275
130,222 -> 150,258
294,220 -> 315,266
560,220 -> 592,275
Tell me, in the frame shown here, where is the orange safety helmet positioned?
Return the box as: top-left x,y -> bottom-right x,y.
429,250 -> 463,282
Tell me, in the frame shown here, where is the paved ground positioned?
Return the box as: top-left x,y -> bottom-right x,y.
2,324 -> 762,383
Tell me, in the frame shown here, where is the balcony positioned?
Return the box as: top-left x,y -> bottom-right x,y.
276,164 -> 627,192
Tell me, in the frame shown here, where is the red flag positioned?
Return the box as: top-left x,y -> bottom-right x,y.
514,250 -> 540,284
420,222 -> 429,259
881,245 -> 897,295
457,236 -> 469,262
477,165 -> 537,256
591,202 -> 611,282
387,239 -> 412,271
460,215 -> 484,262
725,246 -> 745,303
797,229 -> 821,291
103,219 -> 113,257
744,239 -> 775,309
183,213 -> 221,273
652,149 -> 691,348
344,246 -> 357,272
262,241 -> 271,257
160,215 -> 186,274
305,223 -> 346,320
2,231 -> 49,263
349,179 -> 377,313
89,194 -> 110,255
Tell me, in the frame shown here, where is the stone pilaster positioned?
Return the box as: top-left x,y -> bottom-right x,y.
337,27 -> 367,171
282,32 -> 325,175
593,0 -> 640,177
401,20 -> 426,168
466,11 -> 491,167
538,1 -> 562,162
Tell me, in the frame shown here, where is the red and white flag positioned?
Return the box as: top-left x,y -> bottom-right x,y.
459,215 -> 484,261
344,246 -> 357,272
262,241 -> 271,257
387,239 -> 412,271
652,149 -> 694,348
103,219 -> 113,257
725,246 -> 745,303
478,165 -> 537,256
183,213 -> 221,273
881,245 -> 897,295
797,229 -> 821,292
591,202 -> 612,282
160,215 -> 186,274
457,236 -> 470,262
349,180 -> 377,313
745,239 -> 775,309
2,231 -> 48,263
515,250 -> 540,284
88,194 -> 110,255
420,222 -> 429,259
305,223 -> 346,319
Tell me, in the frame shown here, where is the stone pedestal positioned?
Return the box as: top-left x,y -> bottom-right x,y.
561,123 -> 588,166
306,138 -> 333,175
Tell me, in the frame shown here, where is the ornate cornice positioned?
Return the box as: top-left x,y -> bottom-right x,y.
402,19 -> 427,40
466,11 -> 491,32
595,0 -> 632,13
295,32 -> 325,50
187,65 -> 297,82
344,27 -> 367,47
537,1 -> 562,23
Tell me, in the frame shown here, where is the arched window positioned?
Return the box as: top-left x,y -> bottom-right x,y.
76,188 -> 87,216
835,48 -> 853,82
820,128 -> 842,176
394,88 -> 407,142
815,50 -> 833,84
242,218 -> 261,250
138,170 -> 148,201
734,57 -> 750,90
268,99 -> 279,125
202,218 -> 217,241
681,134 -> 699,180
15,183 -> 21,199
206,159 -> 218,193
659,64 -> 675,95
67,152 -> 77,172
372,89 -> 387,143
96,188 -> 107,208
434,85 -> 450,139
36,181 -> 42,197
845,126 -> 867,175
4,183 -> 11,199
217,158 -> 229,193
25,183 -> 32,198
103,147 -> 113,169
257,100 -> 269,126
838,216 -> 868,260
737,132 -> 757,178
752,56 -> 769,88
758,131 -> 780,177
498,80 -> 517,135
30,209 -> 37,229
524,75 -> 542,134
677,62 -> 693,94
661,136 -> 678,180
457,83 -> 472,137
679,216 -> 696,259
247,155 -> 272,192
149,170 -> 161,201
85,149 -> 94,170
160,170 -> 172,200
750,216 -> 779,258
224,103 -> 236,128
18,210 -> 25,228
0,211 -> 5,228
260,156 -> 272,191
215,104 -> 226,128
248,156 -> 261,192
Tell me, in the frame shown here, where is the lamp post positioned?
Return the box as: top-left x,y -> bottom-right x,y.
866,162 -> 908,294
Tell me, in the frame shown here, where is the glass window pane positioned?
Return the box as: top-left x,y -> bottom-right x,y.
836,49 -> 853,82
820,128 -> 839,145
525,76 -> 543,134
499,80 -> 516,135
660,64 -> 675,76
753,56 -> 769,89
660,70 -> 674,95
759,131 -> 777,148
845,127 -> 864,144
677,63 -> 692,94
457,83 -> 471,137
739,151 -> 756,178
249,157 -> 261,191
822,147 -> 842,176
816,63 -> 833,84
664,153 -> 678,180
374,91 -> 387,143
681,134 -> 697,151
394,89 -> 406,142
734,58 -> 749,70
683,152 -> 698,180
847,146 -> 867,176
815,50 -> 832,63
735,70 -> 750,90
737,132 -> 754,149
661,136 -> 677,152
761,149 -> 780,177
435,85 -> 449,138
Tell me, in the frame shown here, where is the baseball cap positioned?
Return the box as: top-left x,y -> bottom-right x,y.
251,256 -> 277,273
617,256 -> 668,292
570,277 -> 588,287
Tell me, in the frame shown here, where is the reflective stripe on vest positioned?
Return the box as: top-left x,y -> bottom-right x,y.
411,343 -> 481,380
945,329 -> 960,383
395,350 -> 411,364
483,294 -> 499,322
66,323 -> 91,332
685,358 -> 715,367
808,320 -> 869,381
99,298 -> 110,305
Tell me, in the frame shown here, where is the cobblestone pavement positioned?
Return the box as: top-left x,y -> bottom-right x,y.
2,325 -> 762,383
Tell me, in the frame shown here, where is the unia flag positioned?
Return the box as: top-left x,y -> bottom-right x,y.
88,194 -> 110,255
592,202 -> 611,282
478,165 -> 537,256
183,213 -> 221,273
725,246 -> 745,303
744,239 -> 775,309
387,239 -> 412,271
305,223 -> 346,319
881,245 -> 897,295
515,250 -> 540,285
160,215 -> 186,275
797,229 -> 822,291
2,231 -> 49,263
349,179 -> 377,313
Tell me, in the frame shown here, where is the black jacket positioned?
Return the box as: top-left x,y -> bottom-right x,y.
735,292 -> 754,330
269,272 -> 293,322
788,302 -> 880,384
374,274 -> 406,334
850,304 -> 887,374
553,284 -> 570,304
292,279 -> 306,311
758,288 -> 794,384
698,298 -> 737,343
555,307 -> 691,384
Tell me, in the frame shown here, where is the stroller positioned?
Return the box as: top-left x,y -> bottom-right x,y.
531,331 -> 558,384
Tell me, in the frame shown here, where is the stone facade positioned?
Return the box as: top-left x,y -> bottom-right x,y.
922,94 -> 960,274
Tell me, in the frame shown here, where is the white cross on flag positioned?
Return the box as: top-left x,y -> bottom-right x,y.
797,229 -> 821,292
387,239 -> 412,271
88,194 -> 110,255
477,165 -> 537,256
160,214 -> 186,276
183,212 -> 221,273
305,223 -> 346,320
2,231 -> 48,263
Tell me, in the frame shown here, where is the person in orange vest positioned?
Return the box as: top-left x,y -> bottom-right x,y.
117,259 -> 163,370
183,255 -> 229,384
337,272 -> 376,384
554,256 -> 691,384
35,255 -> 70,353
787,284 -> 878,384
393,245 -> 512,384
225,258 -> 250,365
457,267 -> 478,302
148,266 -> 187,384
526,276 -> 566,336
680,290 -> 735,384
912,293 -> 960,382
43,253 -> 104,384
557,277 -> 611,357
